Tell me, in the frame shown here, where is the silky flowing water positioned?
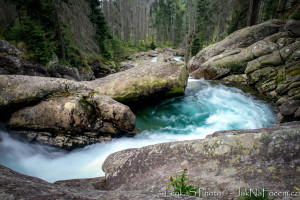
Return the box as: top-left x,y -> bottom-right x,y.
0,78 -> 276,182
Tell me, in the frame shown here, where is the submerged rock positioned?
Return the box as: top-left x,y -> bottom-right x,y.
103,122 -> 300,199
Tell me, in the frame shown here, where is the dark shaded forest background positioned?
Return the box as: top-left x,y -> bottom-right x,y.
0,0 -> 299,68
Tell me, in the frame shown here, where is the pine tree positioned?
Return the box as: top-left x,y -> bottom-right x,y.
86,0 -> 112,60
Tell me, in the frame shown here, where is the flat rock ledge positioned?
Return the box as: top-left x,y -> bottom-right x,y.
103,122 -> 300,199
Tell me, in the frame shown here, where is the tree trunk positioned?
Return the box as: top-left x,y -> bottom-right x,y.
55,1 -> 66,61
247,0 -> 261,26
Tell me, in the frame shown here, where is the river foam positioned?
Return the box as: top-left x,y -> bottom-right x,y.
0,78 -> 275,182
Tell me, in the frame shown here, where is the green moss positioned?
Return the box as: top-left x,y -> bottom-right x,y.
276,76 -> 285,84
80,100 -> 88,108
242,149 -> 250,155
279,14 -> 289,20
88,92 -> 99,97
229,155 -> 241,164
167,87 -> 185,95
267,166 -> 276,173
60,91 -> 72,97
288,69 -> 300,76
292,93 -> 300,100
114,92 -> 137,103
216,59 -> 246,74
80,96 -> 91,109
290,12 -> 300,20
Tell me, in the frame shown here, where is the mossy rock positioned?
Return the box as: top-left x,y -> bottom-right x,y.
83,61 -> 189,106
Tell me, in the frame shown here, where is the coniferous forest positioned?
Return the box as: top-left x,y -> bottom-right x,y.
1,0 -> 299,66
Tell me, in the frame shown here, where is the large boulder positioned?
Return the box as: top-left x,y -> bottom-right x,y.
0,75 -> 136,149
0,75 -> 87,114
0,55 -> 50,77
0,165 -> 171,200
83,61 -> 189,107
0,55 -> 22,74
189,36 -> 281,80
48,65 -> 81,81
7,92 -> 136,149
0,40 -> 21,56
284,19 -> 300,36
188,19 -> 285,73
103,122 -> 300,199
277,100 -> 300,123
157,52 -> 173,63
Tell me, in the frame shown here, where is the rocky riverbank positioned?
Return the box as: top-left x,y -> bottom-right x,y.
0,122 -> 299,199
101,122 -> 300,199
0,40 -> 120,81
188,19 -> 300,124
0,44 -> 188,149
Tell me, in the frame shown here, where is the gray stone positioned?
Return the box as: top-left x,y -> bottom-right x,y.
103,122 -> 300,199
82,61 -> 189,106
280,100 -> 300,116
284,19 -> 300,36
7,92 -> 136,149
277,37 -> 296,49
48,65 -> 81,81
245,51 -> 283,74
0,55 -> 22,74
0,165 -> 172,200
189,20 -> 285,73
0,40 -> 21,56
221,74 -> 247,84
279,41 -> 300,62
295,107 -> 300,118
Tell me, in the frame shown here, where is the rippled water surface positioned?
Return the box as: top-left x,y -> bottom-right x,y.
0,79 -> 276,182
